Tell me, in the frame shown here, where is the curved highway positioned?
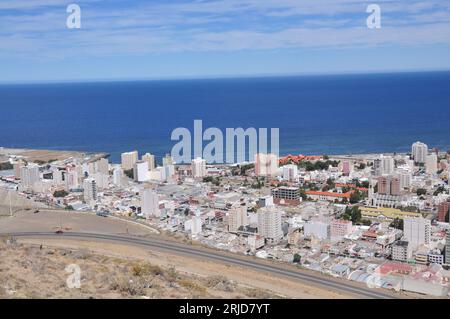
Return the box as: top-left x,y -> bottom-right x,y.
5,231 -> 397,299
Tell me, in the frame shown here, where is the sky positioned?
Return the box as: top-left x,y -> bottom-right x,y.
1,0 -> 450,83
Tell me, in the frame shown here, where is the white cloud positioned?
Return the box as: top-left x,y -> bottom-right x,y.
0,0 -> 449,60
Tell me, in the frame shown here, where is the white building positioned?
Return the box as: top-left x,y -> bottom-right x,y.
191,212 -> 203,236
247,235 -> 265,251
96,158 -> 109,175
121,151 -> 138,170
257,207 -> 283,243
51,167 -> 64,186
258,195 -> 274,207
380,155 -> 395,175
282,164 -> 298,182
412,141 -> 428,164
92,172 -> 109,189
403,217 -> 431,250
133,160 -> 149,182
163,154 -> 173,166
185,214 -> 203,237
191,157 -> 206,178
65,170 -> 79,191
426,154 -> 438,175
304,220 -> 330,240
20,164 -> 40,190
398,170 -> 412,190
13,161 -> 24,179
83,178 -> 97,204
392,240 -> 411,262
142,153 -> 156,171
163,164 -> 175,182
330,219 -> 352,240
228,203 -> 248,232
141,188 -> 160,218
255,153 -> 278,177
112,167 -> 122,186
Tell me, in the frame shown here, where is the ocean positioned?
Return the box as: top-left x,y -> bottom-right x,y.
1,71 -> 449,163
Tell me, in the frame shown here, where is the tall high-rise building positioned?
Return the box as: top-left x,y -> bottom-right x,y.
446,232 -> 450,265
92,172 -> 109,189
133,160 -> 149,182
398,170 -> 412,190
142,153 -> 156,170
112,167 -> 122,186
51,167 -> 64,186
438,201 -> 449,223
377,176 -> 391,195
404,217 -> 431,250
372,158 -> 382,177
412,141 -> 428,164
65,170 -> 79,191
380,155 -> 395,175
191,157 -> 206,178
83,178 -> 97,203
390,176 -> 401,196
96,158 -> 109,175
163,164 -> 175,182
257,207 -> 283,243
141,188 -> 160,218
377,175 -> 401,196
341,160 -> 353,175
20,164 -> 40,190
426,154 -> 438,174
228,203 -> 248,233
121,151 -> 138,170
13,160 -> 25,179
163,154 -> 173,166
87,162 -> 96,176
255,153 -> 278,177
282,164 -> 298,182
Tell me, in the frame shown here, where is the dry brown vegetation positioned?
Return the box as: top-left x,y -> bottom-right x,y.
0,237 -> 279,299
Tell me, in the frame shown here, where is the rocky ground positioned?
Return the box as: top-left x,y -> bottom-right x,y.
0,236 -> 280,299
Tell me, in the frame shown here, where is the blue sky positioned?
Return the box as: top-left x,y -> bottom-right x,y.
1,0 -> 450,83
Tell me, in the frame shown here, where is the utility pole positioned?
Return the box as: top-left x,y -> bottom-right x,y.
9,190 -> 12,217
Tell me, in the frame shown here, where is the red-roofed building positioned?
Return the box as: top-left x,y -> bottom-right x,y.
377,262 -> 413,276
305,190 -> 352,202
279,154 -> 323,165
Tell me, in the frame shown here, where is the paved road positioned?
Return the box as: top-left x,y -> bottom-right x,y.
5,231 -> 397,299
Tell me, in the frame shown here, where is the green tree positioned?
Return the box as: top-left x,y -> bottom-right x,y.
326,178 -> 335,189
389,218 -> 404,230
293,254 -> 301,264
343,206 -> 362,224
349,190 -> 362,204
299,188 -> 307,201
361,219 -> 372,226
124,169 -> 134,179
53,190 -> 69,198
416,188 -> 427,196
0,162 -> 13,171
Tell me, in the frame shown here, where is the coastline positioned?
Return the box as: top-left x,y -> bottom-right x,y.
0,146 -> 418,165
0,147 -> 109,164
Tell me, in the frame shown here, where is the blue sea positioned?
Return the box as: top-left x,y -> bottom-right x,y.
1,72 -> 449,163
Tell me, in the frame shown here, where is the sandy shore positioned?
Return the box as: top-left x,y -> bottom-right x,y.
0,147 -> 108,163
